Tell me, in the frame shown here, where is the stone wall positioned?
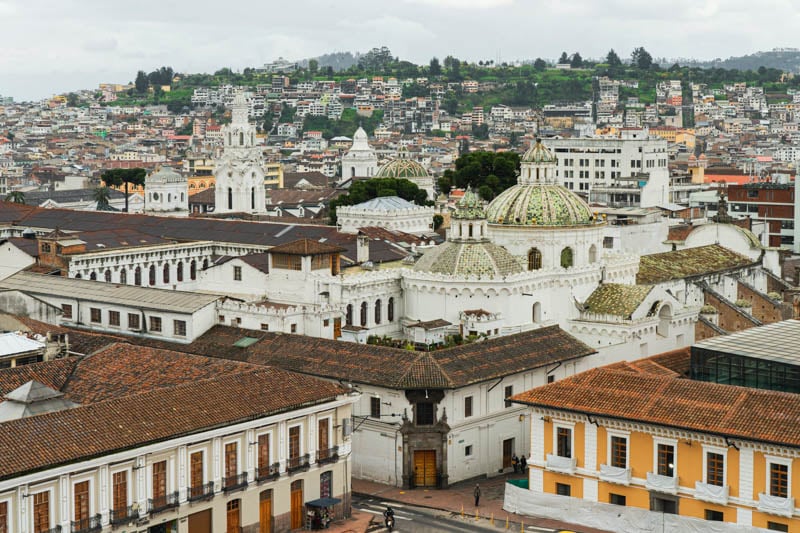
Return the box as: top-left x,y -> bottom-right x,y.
703,291 -> 759,334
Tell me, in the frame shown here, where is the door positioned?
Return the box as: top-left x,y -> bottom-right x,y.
188,509 -> 212,533
112,471 -> 127,513
503,438 -> 514,469
190,452 -> 203,496
413,450 -> 437,487
226,500 -> 240,533
318,418 -> 329,454
333,318 -> 341,339
290,481 -> 303,530
259,491 -> 272,533
74,481 -> 90,524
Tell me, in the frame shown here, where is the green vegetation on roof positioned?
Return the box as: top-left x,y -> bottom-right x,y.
584,284 -> 653,319
637,245 -> 754,285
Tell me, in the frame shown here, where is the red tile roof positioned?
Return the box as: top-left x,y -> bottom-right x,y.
269,238 -> 345,255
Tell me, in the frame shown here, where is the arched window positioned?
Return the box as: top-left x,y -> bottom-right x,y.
589,244 -> 597,264
228,187 -> 233,210
149,265 -> 156,286
190,260 -> 197,281
388,297 -> 395,322
120,269 -> 127,285
360,302 -> 368,327
239,132 -> 244,145
104,269 -> 111,282
134,267 -> 142,286
89,272 -> 97,281
374,299 -> 382,325
228,132 -> 232,145
532,302 -> 542,323
251,187 -> 255,210
163,263 -> 170,284
346,304 -> 353,326
202,259 -> 209,270
75,273 -> 82,279
177,262 -> 184,282
468,224 -> 473,238
560,247 -> 573,269
528,248 -> 542,270
351,167 -> 356,177
657,304 -> 672,337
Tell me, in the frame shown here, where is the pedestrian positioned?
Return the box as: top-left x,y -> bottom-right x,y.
520,454 -> 527,471
474,483 -> 481,507
512,454 -> 519,473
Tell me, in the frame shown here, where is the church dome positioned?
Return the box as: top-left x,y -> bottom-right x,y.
454,189 -> 485,220
486,183 -> 595,226
147,166 -> 184,184
375,158 -> 430,180
413,240 -> 523,277
521,139 -> 557,163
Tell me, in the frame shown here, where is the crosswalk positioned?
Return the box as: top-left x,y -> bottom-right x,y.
357,500 -> 413,520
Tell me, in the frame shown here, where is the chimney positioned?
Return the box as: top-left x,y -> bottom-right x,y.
357,234 -> 369,264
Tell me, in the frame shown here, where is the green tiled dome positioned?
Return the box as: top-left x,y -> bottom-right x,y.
486,184 -> 595,226
413,241 -> 523,277
521,139 -> 556,163
454,189 -> 485,220
375,158 -> 430,180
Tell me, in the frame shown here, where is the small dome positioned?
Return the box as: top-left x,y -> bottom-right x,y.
147,167 -> 184,184
454,189 -> 485,220
413,240 -> 523,277
486,183 -> 595,226
375,158 -> 430,180
521,139 -> 556,164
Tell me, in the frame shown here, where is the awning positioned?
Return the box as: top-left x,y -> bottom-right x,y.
306,497 -> 341,508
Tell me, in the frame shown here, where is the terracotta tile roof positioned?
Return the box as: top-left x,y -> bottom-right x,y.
583,284 -> 653,319
6,316 -> 126,355
240,252 -> 270,274
512,366 -> 800,447
665,224 -> 692,243
637,245 -> 756,284
0,358 -> 78,398
269,238 -> 345,255
0,368 -> 345,480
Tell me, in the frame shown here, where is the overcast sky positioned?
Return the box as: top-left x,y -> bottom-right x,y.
2,0 -> 799,101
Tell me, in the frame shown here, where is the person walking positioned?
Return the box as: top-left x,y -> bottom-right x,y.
474,483 -> 481,507
520,454 -> 527,471
512,454 -> 519,473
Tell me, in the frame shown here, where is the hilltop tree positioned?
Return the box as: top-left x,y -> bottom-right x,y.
308,59 -> 319,75
134,70 -> 149,93
101,168 -> 146,213
533,58 -> 547,71
606,49 -> 622,67
570,52 -> 584,68
429,57 -> 442,76
558,52 -> 569,64
631,47 -> 653,70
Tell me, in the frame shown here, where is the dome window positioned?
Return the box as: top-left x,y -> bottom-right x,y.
560,247 -> 574,269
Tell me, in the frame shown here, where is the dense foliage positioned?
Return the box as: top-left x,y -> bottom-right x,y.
437,151 -> 520,200
328,178 -> 432,224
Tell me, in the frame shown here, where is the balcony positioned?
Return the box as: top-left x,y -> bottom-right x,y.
757,493 -> 795,517
287,453 -> 311,474
317,446 -> 339,465
222,472 -> 248,493
187,481 -> 215,502
545,454 -> 577,474
645,472 -> 679,494
71,514 -> 101,533
148,491 -> 179,515
695,481 -> 729,505
256,462 -> 281,482
109,505 -> 138,525
599,464 -> 631,485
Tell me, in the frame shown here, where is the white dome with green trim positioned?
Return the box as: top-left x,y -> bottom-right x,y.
486,183 -> 595,226
374,158 -> 431,180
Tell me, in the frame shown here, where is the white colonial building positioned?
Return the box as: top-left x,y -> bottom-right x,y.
340,126 -> 378,182
144,166 -> 189,216
337,196 -> 434,235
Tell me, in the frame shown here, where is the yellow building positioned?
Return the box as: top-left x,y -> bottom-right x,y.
650,127 -> 696,150
512,354 -> 800,532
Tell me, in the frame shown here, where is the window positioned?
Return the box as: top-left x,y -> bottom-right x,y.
706,452 -> 725,487
225,442 -> 238,481
610,436 -> 627,469
257,434 -> 271,471
120,269 -> 127,284
290,323 -> 297,333
374,299 -> 382,324
149,265 -> 156,286
388,297 -> 395,322
603,236 -> 614,249
345,304 -> 353,326
149,316 -> 162,332
557,427 -> 572,458
176,262 -> 183,282
651,495 -> 678,514
318,418 -> 330,453
360,301 -> 367,327
527,248 -> 542,270
33,491 -> 50,533
190,260 -> 197,280
134,267 -> 142,286
0,501 -> 7,533
152,461 -> 167,499
233,266 -> 242,281
464,396 -> 473,418
289,426 -> 301,459
767,521 -> 789,532
705,509 -> 724,522
770,462 -> 789,498
260,323 -> 269,331
555,483 -> 571,496
657,444 -> 675,477
128,313 -> 140,330
90,307 -> 101,323
109,310 -> 120,327
173,320 -> 186,337
416,402 -> 434,425
560,247 -> 573,269
504,385 -> 513,408
465,445 -> 473,456
370,397 -> 381,418
104,269 -> 112,282
190,452 -> 204,493
547,375 -> 555,384
163,264 -> 170,284
320,471 -> 333,499
609,493 -> 626,506
74,480 -> 90,524
62,303 -> 73,319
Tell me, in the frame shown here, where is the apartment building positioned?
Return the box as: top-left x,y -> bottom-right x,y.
727,183 -> 796,248
0,343 -> 357,533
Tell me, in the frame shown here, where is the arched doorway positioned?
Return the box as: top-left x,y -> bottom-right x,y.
532,302 -> 542,323
657,304 -> 672,337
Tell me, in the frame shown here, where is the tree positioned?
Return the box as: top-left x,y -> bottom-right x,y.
533,58 -> 547,71
308,59 -> 319,75
66,93 -> 80,107
570,52 -> 583,68
478,185 -> 494,201
472,123 -> 489,140
429,57 -> 442,76
4,191 -> 25,204
433,214 -> 444,230
100,168 -> 146,213
509,131 -> 521,147
93,186 -> 112,210
134,70 -> 149,94
558,52 -> 569,64
631,47 -> 653,70
450,151 -> 520,197
606,49 -> 622,67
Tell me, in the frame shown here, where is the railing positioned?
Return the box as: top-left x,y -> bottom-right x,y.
222,472 -> 248,492
317,446 -> 339,465
109,505 -> 138,525
599,464 -> 632,485
71,514 -> 101,533
695,481 -> 729,505
256,462 -> 281,482
545,454 -> 577,474
645,472 -> 678,494
287,453 -> 310,473
148,491 -> 179,514
187,481 -> 215,502
757,493 -> 795,517
40,527 -> 62,533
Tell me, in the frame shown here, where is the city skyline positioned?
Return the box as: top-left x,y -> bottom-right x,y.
2,0 -> 800,100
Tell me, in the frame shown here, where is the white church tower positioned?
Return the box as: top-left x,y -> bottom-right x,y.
340,126 -> 378,183
214,92 -> 266,214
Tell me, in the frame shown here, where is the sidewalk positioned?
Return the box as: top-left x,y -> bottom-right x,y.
352,473 -> 611,533
323,509 -> 374,533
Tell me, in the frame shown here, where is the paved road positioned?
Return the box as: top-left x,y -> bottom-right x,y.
354,495 -> 570,533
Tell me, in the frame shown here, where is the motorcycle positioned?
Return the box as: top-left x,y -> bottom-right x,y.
384,508 -> 395,531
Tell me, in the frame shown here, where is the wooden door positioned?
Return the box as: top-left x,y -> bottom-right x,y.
318,418 -> 329,452
413,450 -> 437,487
74,481 -> 90,523
190,452 -> 203,491
33,492 -> 49,533
259,491 -> 272,533
225,442 -> 238,480
0,501 -> 7,533
226,500 -> 240,533
257,434 -> 270,471
290,481 -> 303,530
333,318 -> 341,339
188,509 -> 212,533
153,461 -> 167,499
502,438 -> 513,469
112,471 -> 127,512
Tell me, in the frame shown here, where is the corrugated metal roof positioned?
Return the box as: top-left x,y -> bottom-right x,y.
0,272 -> 220,313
